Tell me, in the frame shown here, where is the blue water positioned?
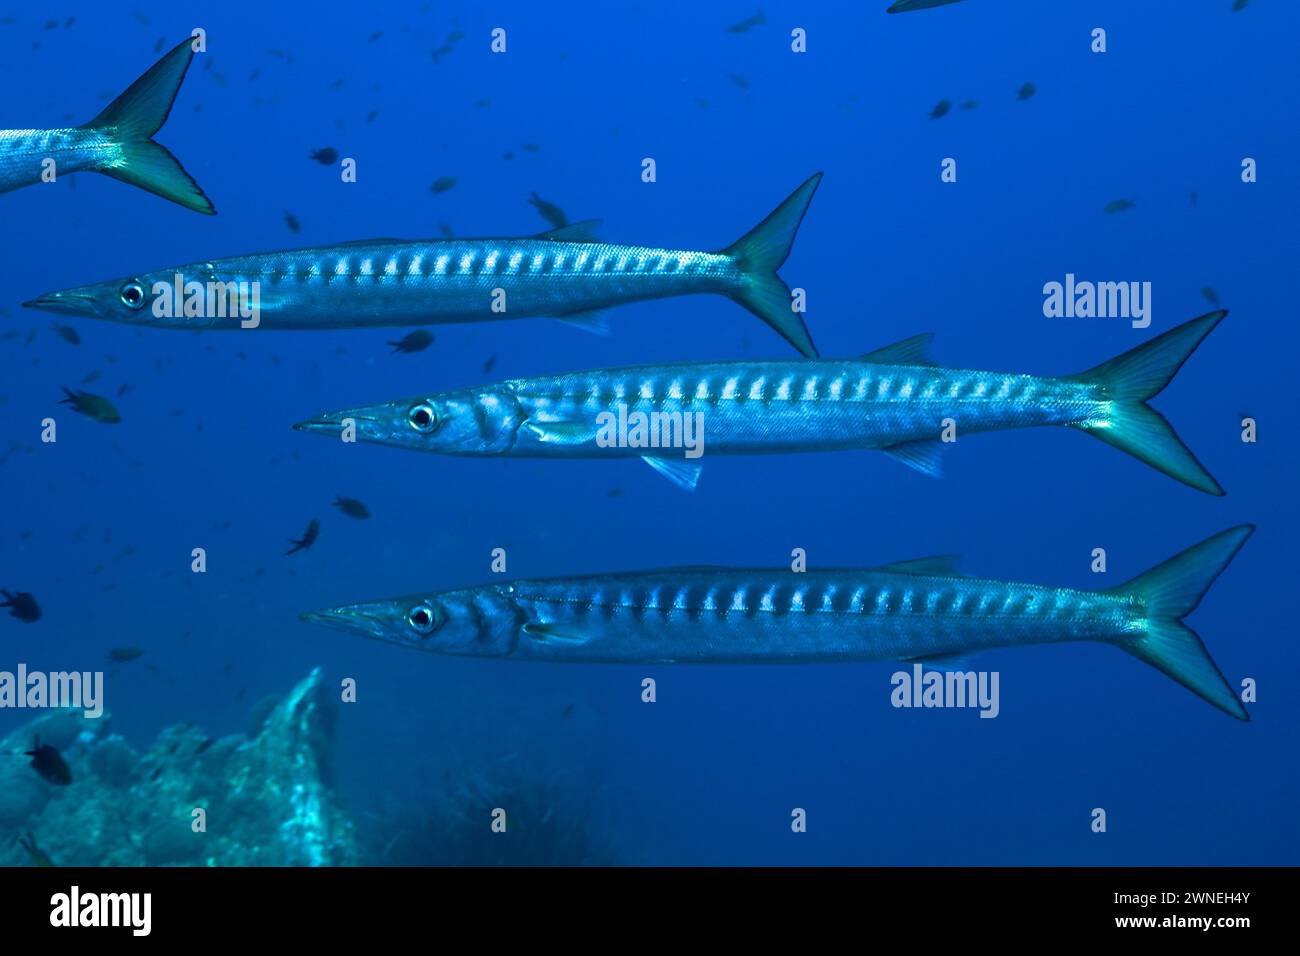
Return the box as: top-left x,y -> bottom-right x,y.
1,0 -> 1296,865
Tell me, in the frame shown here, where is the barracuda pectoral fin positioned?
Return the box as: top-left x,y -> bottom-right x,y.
534,220 -> 602,242
553,309 -> 612,336
874,555 -> 964,576
522,419 -> 599,445
522,620 -> 592,645
642,456 -> 703,491
861,333 -> 938,366
881,439 -> 944,477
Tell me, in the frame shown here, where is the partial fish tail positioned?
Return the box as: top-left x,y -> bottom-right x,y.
720,172 -> 822,357
1070,310 -> 1226,495
84,37 -> 215,215
1109,524 -> 1253,720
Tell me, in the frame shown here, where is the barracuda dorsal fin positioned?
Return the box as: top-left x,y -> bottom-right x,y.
873,555 -> 964,576
861,333 -> 937,366
881,438 -> 944,476
643,456 -> 702,491
534,219 -> 602,242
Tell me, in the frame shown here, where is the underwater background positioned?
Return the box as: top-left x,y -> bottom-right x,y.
0,0 -> 1296,865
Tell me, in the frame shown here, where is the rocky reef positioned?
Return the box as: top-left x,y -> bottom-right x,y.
0,668 -> 356,866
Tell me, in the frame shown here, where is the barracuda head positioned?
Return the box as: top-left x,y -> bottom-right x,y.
24,265 -> 256,329
300,586 -> 521,656
293,386 -> 524,454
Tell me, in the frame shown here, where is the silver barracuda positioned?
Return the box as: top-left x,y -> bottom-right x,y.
301,525 -> 1253,720
294,310 -> 1228,495
0,37 -> 214,214
22,173 -> 823,356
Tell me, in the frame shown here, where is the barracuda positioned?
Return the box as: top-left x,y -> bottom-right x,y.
301,525 -> 1253,720
0,38 -> 213,214
22,173 -> 822,356
294,310 -> 1228,495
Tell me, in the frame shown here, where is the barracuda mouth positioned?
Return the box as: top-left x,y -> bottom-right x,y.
299,606 -> 392,640
22,292 -> 102,317
291,413 -> 379,435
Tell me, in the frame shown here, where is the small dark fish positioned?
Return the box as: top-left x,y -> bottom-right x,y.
368,30 -> 383,42
329,78 -> 345,91
80,369 -> 101,385
333,496 -> 372,520
560,702 -> 576,718
608,487 -> 624,498
1,590 -> 40,623
388,329 -> 435,353
446,30 -> 466,43
726,9 -> 766,33
1189,190 -> 1198,207
52,324 -> 81,345
429,176 -> 457,194
367,110 -> 379,123
482,354 -> 498,374
309,147 -> 339,165
726,73 -> 750,90
196,738 -> 216,755
1232,0 -> 1249,10
929,99 -> 951,119
521,143 -> 540,153
1016,82 -> 1036,101
284,212 -> 302,233
25,738 -> 71,786
116,383 -> 134,398
150,766 -> 164,781
153,36 -> 165,53
474,98 -> 491,109
438,222 -> 455,238
18,832 -> 56,867
1202,287 -> 1220,306
107,647 -> 146,663
286,519 -> 320,555
430,44 -> 455,63
502,151 -> 515,161
58,387 -> 120,423
1104,199 -> 1136,214
528,192 -> 568,229
959,99 -> 978,110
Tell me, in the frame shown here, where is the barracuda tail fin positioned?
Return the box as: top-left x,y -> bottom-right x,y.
1071,310 -> 1226,495
722,172 -> 822,357
1110,525 -> 1253,720
85,37 -> 215,215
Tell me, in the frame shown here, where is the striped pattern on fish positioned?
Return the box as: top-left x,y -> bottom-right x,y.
23,173 -> 823,356
295,311 -> 1228,495
301,525 -> 1254,720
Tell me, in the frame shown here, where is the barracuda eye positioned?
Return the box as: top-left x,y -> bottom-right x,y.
119,281 -> 146,310
407,402 -> 439,433
406,603 -> 443,637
